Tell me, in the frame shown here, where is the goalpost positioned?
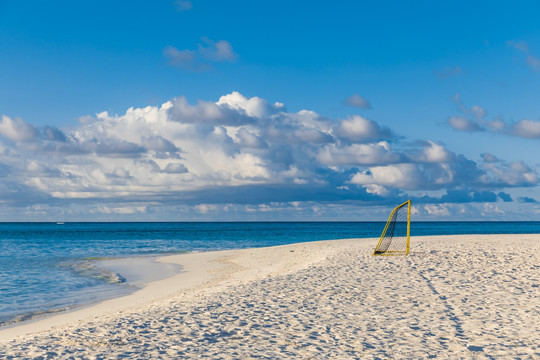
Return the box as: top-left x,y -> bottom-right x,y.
373,200 -> 411,256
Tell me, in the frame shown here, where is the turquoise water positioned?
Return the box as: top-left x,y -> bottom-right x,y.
1,221 -> 540,325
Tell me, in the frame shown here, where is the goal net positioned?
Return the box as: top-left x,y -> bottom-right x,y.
373,200 -> 411,256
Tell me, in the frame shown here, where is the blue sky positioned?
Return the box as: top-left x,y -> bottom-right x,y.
1,0 -> 540,221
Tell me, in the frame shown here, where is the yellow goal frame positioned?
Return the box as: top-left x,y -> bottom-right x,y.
373,200 -> 411,256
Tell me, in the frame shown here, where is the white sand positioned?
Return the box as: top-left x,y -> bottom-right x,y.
1,234 -> 539,359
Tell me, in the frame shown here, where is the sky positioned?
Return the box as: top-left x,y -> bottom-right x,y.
1,0 -> 540,221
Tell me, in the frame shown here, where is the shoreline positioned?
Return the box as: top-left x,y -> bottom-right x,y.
0,248 -> 239,341
0,254 -> 184,329
1,234 -> 539,358
0,236 -> 346,341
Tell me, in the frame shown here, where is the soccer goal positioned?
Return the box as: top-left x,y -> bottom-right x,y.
373,200 -> 411,256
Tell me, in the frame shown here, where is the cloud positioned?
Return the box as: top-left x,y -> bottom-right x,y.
508,40 -> 540,71
143,136 -> 179,153
334,115 -> 393,142
43,126 -> 67,142
0,115 -> 37,142
173,0 -> 192,12
344,94 -> 372,109
470,105 -> 486,121
349,164 -> 424,190
447,116 -> 482,131
447,94 -> 485,132
217,91 -> 280,118
0,91 -> 538,220
509,119 -> 540,138
162,162 -> 189,174
164,37 -> 237,71
317,142 -> 401,166
447,94 -> 540,139
408,141 -> 454,163
481,153 -> 501,163
481,161 -> 538,187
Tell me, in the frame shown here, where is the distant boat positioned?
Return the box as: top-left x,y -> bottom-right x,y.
56,222 -> 65,225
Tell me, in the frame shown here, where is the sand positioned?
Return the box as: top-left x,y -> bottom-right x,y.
0,234 -> 539,359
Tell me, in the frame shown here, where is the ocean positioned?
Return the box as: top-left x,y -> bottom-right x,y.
1,221 -> 540,326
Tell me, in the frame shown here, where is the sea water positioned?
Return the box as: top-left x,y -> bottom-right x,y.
1,221 -> 540,326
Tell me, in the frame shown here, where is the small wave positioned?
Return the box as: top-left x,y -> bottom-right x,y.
59,260 -> 127,284
0,306 -> 71,327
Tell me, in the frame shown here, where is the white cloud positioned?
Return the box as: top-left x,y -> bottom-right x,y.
163,163 -> 189,174
411,141 -> 454,163
447,116 -> 482,132
195,204 -> 218,214
344,94 -> 372,109
0,91 -> 538,220
349,164 -> 424,190
0,115 -> 37,142
217,91 -> 278,118
481,203 -> 505,216
94,205 -> 147,215
198,37 -> 236,62
481,161 -> 538,187
363,184 -> 391,196
485,118 -> 506,131
510,119 -> 540,138
317,142 -> 400,166
424,204 -> 452,217
334,115 -> 392,142
470,105 -> 486,120
234,127 -> 267,148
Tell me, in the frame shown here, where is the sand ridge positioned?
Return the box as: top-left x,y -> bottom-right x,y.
1,235 -> 539,359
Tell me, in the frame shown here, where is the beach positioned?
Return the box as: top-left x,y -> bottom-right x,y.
0,234 -> 539,359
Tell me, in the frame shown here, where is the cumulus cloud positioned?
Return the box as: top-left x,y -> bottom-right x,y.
344,94 -> 372,109
408,141 -> 454,163
481,161 -> 538,187
0,91 -> 538,220
317,142 -> 400,166
349,164 -> 425,190
334,115 -> 393,142
164,37 -> 237,71
0,115 -> 37,142
163,162 -> 189,174
218,91 -> 285,118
